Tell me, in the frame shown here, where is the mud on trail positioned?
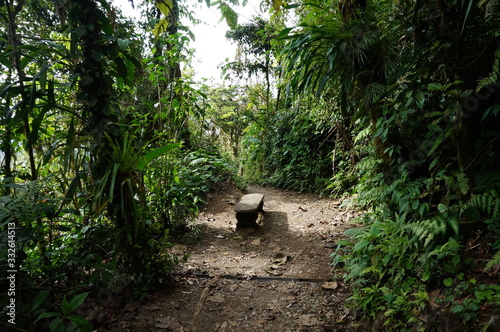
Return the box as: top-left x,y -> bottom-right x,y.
97,184 -> 361,332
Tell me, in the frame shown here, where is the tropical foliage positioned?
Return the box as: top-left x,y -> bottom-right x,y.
208,0 -> 500,329
273,0 -> 500,330
0,0 -> 234,330
1,0 -> 499,331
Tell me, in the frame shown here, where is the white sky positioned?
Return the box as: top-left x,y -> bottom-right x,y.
112,0 -> 263,82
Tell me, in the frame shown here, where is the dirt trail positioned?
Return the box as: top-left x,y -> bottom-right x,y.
97,184 -> 360,332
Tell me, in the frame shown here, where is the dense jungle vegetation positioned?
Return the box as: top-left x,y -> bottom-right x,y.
1,0 -> 500,330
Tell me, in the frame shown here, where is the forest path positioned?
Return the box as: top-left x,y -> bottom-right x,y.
98,184 -> 360,332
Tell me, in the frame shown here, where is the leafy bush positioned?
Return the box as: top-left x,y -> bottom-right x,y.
332,208 -> 462,329
242,103 -> 334,194
146,147 -> 235,233
35,292 -> 91,332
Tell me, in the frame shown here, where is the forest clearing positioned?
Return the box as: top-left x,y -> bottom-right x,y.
1,0 -> 500,331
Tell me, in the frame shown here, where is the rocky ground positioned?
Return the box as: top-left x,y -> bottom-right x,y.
95,184 -> 363,332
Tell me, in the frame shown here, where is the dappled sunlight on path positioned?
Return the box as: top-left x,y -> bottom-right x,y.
97,184 -> 361,332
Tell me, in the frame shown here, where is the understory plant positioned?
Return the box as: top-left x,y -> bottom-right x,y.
145,147 -> 235,234
333,139 -> 500,330
334,180 -> 500,329
241,101 -> 335,194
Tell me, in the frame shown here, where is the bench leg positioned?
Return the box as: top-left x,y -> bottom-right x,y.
236,212 -> 259,229
258,201 -> 265,213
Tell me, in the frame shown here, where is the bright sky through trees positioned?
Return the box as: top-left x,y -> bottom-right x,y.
112,0 -> 262,82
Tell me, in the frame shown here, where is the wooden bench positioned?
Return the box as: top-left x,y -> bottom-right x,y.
234,193 -> 265,228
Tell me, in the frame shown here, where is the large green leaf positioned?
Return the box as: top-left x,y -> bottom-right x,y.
220,3 -> 238,29
32,290 -> 50,311
152,0 -> 173,36
61,292 -> 89,315
117,38 -> 130,51
109,163 -> 120,203
35,311 -> 59,323
156,0 -> 173,16
272,0 -> 283,12
64,174 -> 80,202
67,314 -> 92,332
49,316 -> 65,332
153,18 -> 169,36
137,143 -> 180,170
461,0 -> 474,35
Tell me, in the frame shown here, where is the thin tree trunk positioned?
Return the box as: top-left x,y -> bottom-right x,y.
2,87 -> 13,196
5,0 -> 37,181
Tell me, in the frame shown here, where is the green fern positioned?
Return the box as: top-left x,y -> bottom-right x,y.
474,171 -> 500,191
355,155 -> 380,173
455,172 -> 470,195
477,48 -> 500,92
404,214 -> 459,248
438,172 -> 470,197
355,126 -> 372,144
463,190 -> 500,221
484,250 -> 500,271
344,227 -> 367,238
479,0 -> 499,20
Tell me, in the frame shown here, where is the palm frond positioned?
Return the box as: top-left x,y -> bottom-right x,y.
361,83 -> 386,109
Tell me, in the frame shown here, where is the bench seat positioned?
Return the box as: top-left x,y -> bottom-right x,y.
234,193 -> 265,228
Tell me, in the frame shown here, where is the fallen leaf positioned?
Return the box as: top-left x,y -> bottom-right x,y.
215,234 -> 225,239
267,269 -> 283,276
207,293 -> 225,303
322,281 -> 339,290
297,314 -> 320,326
123,301 -> 140,313
251,238 -> 261,245
272,253 -> 290,264
142,303 -> 160,311
154,323 -> 169,329
85,310 -> 97,322
194,287 -> 210,317
217,321 -> 228,331
155,316 -> 185,331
